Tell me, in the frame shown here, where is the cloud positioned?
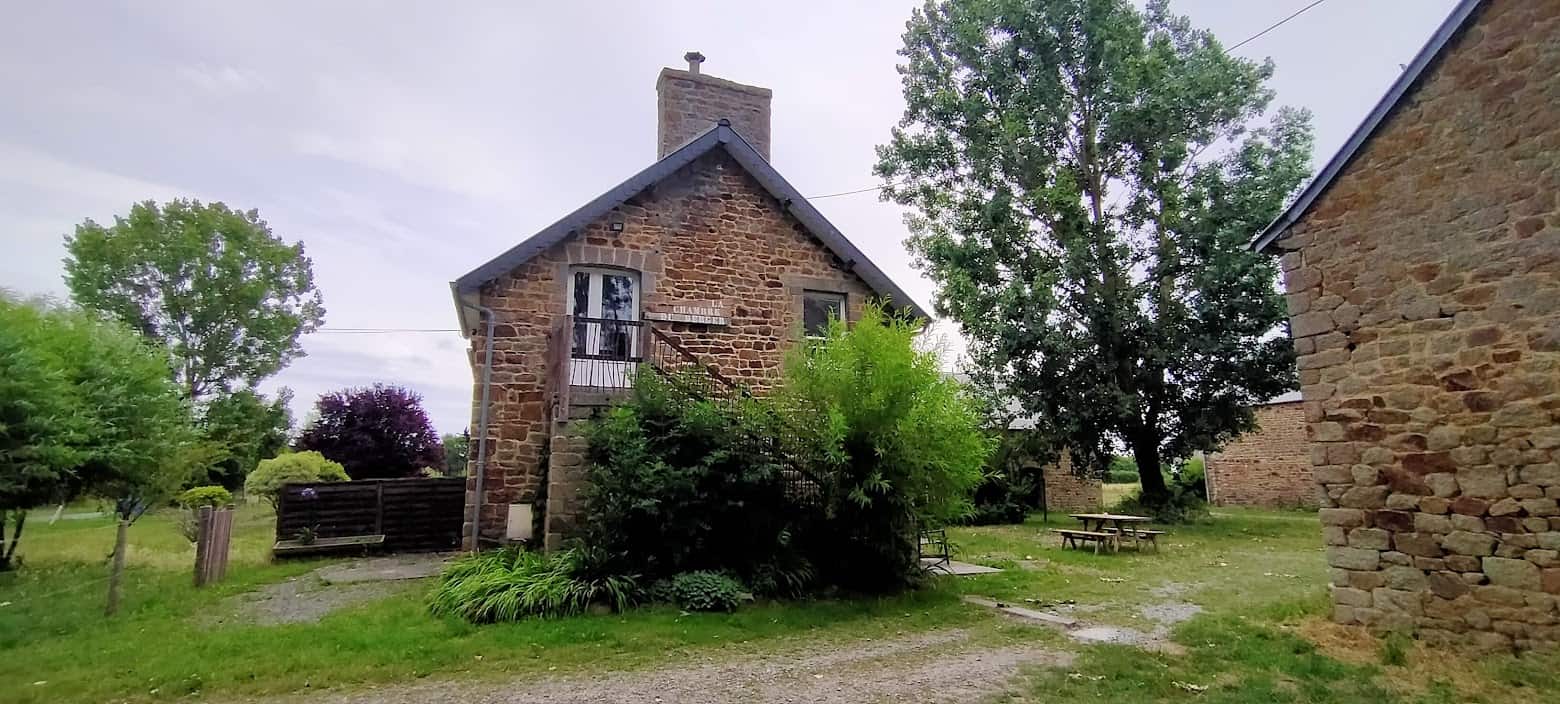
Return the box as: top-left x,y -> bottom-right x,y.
174,63 -> 268,94
0,142 -> 191,205
289,73 -> 535,201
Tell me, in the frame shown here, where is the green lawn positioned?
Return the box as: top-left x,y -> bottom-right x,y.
3,504 -> 1557,703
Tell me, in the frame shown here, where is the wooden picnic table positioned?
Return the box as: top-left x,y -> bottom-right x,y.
1069,513 -> 1153,534
1063,513 -> 1163,553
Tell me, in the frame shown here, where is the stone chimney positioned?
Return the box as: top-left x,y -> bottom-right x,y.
657,52 -> 772,160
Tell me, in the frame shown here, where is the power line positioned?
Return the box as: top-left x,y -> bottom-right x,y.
801,0 -> 1329,201
806,181 -> 901,200
1228,0 -> 1328,52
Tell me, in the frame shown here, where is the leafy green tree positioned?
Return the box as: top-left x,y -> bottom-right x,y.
876,0 -> 1311,507
0,296 -> 195,571
243,451 -> 349,507
442,431 -> 470,477
779,303 -> 990,590
198,388 -> 293,489
64,199 -> 325,401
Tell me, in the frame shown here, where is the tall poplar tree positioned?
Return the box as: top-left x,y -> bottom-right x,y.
877,0 -> 1313,506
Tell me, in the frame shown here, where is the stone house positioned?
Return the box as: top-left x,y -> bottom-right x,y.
1252,0 -> 1559,649
1205,392 -> 1316,508
449,54 -> 928,550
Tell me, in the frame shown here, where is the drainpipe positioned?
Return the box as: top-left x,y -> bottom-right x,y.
461,301 -> 497,553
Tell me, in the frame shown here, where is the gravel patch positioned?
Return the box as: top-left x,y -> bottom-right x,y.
1139,601 -> 1202,627
219,575 -> 414,625
211,554 -> 447,626
317,554 -> 453,584
262,629 -> 1072,704
1068,625 -> 1159,647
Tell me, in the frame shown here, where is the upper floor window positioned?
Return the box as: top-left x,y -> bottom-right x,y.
802,291 -> 845,338
569,267 -> 640,360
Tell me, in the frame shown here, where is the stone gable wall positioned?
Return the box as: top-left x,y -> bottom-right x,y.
1272,0 -> 1560,649
1207,402 -> 1317,508
1043,452 -> 1103,512
466,148 -> 876,544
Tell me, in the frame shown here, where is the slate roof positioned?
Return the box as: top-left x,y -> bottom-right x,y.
451,121 -> 929,328
1251,0 -> 1485,253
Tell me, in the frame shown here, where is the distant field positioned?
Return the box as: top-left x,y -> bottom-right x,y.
1101,481 -> 1137,507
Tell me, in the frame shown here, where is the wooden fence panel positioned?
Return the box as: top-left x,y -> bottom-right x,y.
275,478 -> 465,553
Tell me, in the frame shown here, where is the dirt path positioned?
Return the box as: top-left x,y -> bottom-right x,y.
264,629 -> 1072,704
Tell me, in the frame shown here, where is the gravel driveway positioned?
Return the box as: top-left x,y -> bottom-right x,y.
264,629 -> 1071,704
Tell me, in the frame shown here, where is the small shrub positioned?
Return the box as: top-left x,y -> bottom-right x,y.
580,370 -> 797,583
647,578 -> 677,604
1379,630 -> 1412,666
243,451 -> 348,506
1110,485 -> 1208,523
746,556 -> 816,598
177,486 -> 233,508
174,485 -> 235,543
1106,456 -> 1210,523
960,467 -> 1038,525
428,548 -> 639,622
668,571 -> 744,612
1172,456 -> 1207,500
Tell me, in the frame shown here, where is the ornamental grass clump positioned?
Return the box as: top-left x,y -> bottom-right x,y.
428,548 -> 639,623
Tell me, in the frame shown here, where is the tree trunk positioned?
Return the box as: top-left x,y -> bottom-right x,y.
105,519 -> 129,616
1132,437 -> 1170,508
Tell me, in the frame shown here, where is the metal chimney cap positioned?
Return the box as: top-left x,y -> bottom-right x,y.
684,51 -> 706,73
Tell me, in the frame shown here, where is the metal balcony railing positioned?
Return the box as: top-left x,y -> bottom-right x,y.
542,312 -> 823,504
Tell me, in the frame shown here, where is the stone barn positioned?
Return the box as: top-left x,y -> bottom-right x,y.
1252,0 -> 1559,649
1205,392 -> 1317,508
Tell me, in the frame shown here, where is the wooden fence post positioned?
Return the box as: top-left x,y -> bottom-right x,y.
193,506 -> 212,586
194,506 -> 234,587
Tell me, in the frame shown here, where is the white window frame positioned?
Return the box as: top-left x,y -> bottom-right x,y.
567,266 -> 641,324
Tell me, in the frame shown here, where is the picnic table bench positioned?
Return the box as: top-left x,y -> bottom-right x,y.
1051,528 -> 1118,554
1109,527 -> 1166,552
272,534 -> 385,557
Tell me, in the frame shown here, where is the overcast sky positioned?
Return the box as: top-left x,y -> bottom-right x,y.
2,0 -> 1460,434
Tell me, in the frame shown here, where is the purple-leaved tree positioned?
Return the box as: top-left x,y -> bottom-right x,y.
296,384 -> 444,480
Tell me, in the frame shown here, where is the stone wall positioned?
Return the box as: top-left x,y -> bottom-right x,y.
1271,0 -> 1560,649
658,68 -> 772,160
1207,402 -> 1317,507
466,148 -> 877,545
1043,452 -> 1102,512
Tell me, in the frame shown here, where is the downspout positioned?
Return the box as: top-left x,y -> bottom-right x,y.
461,300 -> 497,553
